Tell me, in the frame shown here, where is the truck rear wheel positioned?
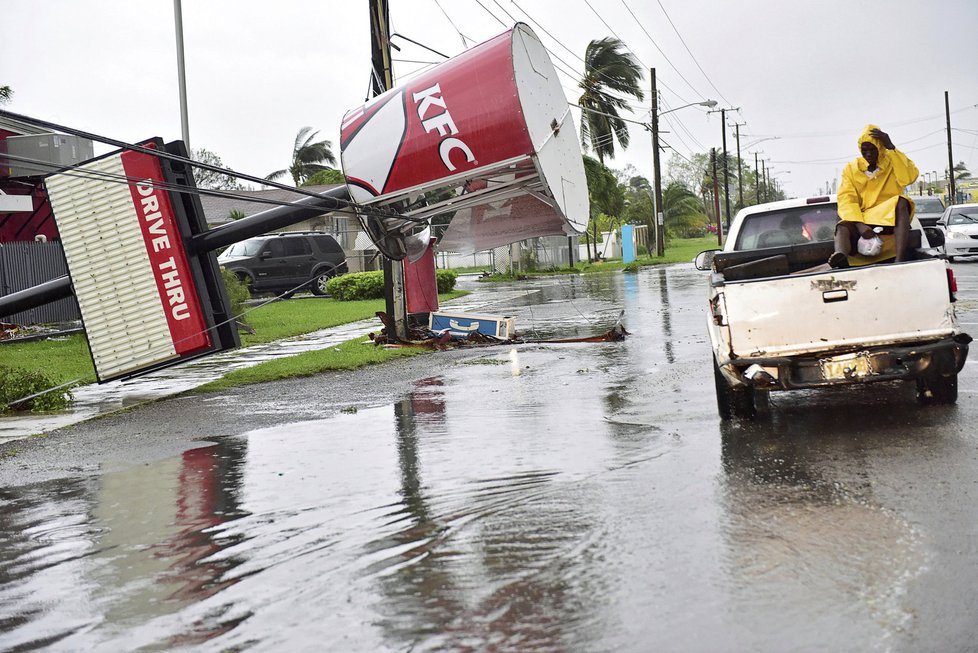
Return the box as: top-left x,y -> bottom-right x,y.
916,351 -> 958,404
714,357 -> 756,419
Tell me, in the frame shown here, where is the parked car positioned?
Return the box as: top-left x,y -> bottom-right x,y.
938,203 -> 978,261
912,195 -> 945,227
217,232 -> 348,296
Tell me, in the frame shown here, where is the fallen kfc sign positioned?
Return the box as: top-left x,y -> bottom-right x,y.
45,140 -> 236,382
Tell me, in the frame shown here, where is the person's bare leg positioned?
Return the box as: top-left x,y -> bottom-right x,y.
894,198 -> 911,262
830,222 -> 854,268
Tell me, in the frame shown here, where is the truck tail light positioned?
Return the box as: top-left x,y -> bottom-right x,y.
947,267 -> 958,302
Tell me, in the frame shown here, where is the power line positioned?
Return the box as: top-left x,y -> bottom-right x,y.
615,0 -> 704,103
432,0 -> 473,48
651,0 -> 734,107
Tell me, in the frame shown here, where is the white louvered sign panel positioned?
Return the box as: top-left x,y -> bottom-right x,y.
46,155 -> 177,379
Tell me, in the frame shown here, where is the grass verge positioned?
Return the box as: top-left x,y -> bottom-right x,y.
478,236 -> 717,281
1,290 -> 469,393
193,336 -> 425,392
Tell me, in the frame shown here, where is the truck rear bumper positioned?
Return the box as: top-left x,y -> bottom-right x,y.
721,334 -> 971,391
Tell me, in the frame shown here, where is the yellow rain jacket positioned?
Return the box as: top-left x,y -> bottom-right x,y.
837,124 -> 918,226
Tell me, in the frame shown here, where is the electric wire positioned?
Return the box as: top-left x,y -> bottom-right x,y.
649,0 -> 735,107
433,0 -> 473,48
0,109 -> 388,219
0,110 -> 428,224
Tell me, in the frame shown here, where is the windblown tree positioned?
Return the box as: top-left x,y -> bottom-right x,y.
662,181 -> 708,238
952,161 -> 972,181
265,127 -> 336,186
578,38 -> 643,259
578,37 -> 644,164
0,85 -> 12,106
582,155 -> 625,260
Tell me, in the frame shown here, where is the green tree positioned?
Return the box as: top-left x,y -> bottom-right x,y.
301,168 -> 346,186
578,37 -> 644,164
0,85 -> 12,106
191,148 -> 245,190
266,127 -> 336,186
662,181 -> 708,238
582,155 -> 625,260
952,161 -> 971,181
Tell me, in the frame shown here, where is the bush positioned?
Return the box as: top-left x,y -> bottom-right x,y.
0,365 -> 73,414
325,269 -> 458,301
221,267 -> 251,321
436,269 -> 458,293
326,271 -> 386,300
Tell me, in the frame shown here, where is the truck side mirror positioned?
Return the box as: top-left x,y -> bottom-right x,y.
923,227 -> 945,248
694,249 -> 719,270
259,250 -> 273,260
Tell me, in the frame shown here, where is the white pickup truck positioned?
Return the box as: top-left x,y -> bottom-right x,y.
695,195 -> 971,419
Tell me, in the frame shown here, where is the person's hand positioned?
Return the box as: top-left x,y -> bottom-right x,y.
869,128 -> 895,150
855,223 -> 875,238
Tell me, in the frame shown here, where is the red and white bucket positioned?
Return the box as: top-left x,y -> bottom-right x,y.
340,23 -> 588,256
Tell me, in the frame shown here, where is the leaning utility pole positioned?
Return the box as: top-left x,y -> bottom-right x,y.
650,67 -> 665,257
945,90 -> 956,205
731,121 -> 746,210
369,0 -> 408,342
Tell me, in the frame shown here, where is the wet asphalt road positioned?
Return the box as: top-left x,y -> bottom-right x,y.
1,261 -> 978,651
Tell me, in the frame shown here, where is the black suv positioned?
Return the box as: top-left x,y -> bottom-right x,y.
218,232 -> 348,296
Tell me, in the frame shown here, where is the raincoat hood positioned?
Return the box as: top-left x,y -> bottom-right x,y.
857,124 -> 887,171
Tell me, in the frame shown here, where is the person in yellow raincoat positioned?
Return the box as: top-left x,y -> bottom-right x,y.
829,125 -> 919,268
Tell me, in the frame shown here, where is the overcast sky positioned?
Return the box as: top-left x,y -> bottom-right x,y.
4,0 -> 977,200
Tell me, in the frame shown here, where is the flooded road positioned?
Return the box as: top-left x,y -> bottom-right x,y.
2,263 -> 978,651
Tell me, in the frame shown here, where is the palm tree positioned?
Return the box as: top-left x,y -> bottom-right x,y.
577,37 -> 644,164
265,127 -> 336,186
953,161 -> 972,181
662,181 -> 708,238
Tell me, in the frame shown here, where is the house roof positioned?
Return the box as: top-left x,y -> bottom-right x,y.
198,184 -> 345,225
0,116 -> 50,136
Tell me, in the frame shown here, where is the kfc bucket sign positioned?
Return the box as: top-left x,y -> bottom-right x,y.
341,23 -> 588,255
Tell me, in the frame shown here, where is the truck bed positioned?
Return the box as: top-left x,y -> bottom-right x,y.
718,257 -> 955,358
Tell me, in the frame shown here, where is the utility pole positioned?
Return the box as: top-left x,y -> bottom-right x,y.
710,148 -> 722,246
754,151 -> 760,204
945,90 -> 956,205
707,106 -> 739,229
369,0 -> 408,342
732,121 -> 746,210
761,159 -> 768,202
650,68 -> 665,256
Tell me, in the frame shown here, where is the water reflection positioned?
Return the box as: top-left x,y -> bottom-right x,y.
365,377 -> 605,651
657,268 -> 676,364
0,438 -> 249,650
717,396 -> 933,648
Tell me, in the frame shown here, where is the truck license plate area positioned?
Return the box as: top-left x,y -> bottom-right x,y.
819,351 -> 874,380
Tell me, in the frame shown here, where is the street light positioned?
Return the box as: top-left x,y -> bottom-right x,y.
650,68 -> 715,256
659,99 -> 718,117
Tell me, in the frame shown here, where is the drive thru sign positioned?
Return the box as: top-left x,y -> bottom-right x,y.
45,142 -> 226,381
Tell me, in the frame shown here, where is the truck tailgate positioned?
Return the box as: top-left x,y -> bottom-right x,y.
720,259 -> 956,357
